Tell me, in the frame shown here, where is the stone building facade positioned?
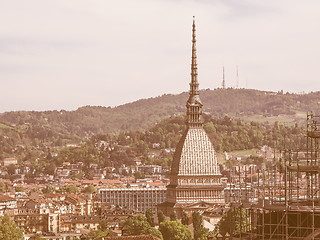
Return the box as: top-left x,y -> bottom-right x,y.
99,187 -> 166,212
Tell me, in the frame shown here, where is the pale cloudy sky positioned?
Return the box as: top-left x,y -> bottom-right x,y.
1,0 -> 319,112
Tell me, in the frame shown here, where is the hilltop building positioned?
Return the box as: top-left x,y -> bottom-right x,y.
2,157 -> 18,166
158,17 -> 224,217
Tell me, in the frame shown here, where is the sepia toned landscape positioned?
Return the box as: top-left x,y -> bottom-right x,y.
1,1 -> 320,240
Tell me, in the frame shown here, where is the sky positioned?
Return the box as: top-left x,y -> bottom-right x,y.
1,0 -> 320,112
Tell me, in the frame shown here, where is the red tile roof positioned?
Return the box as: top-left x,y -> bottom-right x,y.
104,235 -> 161,240
0,195 -> 15,201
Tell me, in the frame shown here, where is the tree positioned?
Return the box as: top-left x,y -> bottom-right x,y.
157,210 -> 165,225
192,211 -> 208,240
82,185 -> 97,194
181,211 -> 189,225
7,164 -> 16,175
28,234 -> 45,240
123,215 -> 163,240
46,151 -> 52,160
98,219 -> 108,231
28,188 -> 42,195
0,215 -> 23,240
0,182 -> 9,193
45,162 -> 56,175
216,207 -> 250,238
60,184 -> 79,193
146,227 -> 163,240
145,209 -> 155,227
159,221 -> 192,240
134,171 -> 145,180
15,186 -> 25,192
86,229 -> 111,240
42,185 -> 55,194
192,211 -> 202,233
170,211 -> 177,221
204,122 -> 216,134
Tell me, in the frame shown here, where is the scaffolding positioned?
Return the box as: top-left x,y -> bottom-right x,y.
227,113 -> 320,239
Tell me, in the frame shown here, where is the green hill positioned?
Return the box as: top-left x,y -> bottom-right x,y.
0,89 -> 319,140
1,88 -> 317,171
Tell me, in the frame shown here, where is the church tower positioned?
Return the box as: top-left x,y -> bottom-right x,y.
158,17 -> 224,216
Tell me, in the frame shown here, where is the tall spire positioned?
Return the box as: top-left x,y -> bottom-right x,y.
161,16 -> 224,211
186,16 -> 203,127
190,16 -> 199,96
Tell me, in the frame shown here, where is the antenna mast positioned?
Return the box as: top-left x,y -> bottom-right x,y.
236,65 -> 239,88
222,65 -> 225,89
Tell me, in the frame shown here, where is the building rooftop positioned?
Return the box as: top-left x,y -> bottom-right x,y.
105,235 -> 161,240
171,127 -> 221,176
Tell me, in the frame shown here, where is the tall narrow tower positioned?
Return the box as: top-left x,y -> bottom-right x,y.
186,17 -> 203,128
222,65 -> 225,89
158,17 -> 224,217
236,65 -> 239,89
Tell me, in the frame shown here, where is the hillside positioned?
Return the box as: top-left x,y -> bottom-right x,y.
0,89 -> 319,141
1,113 -> 307,177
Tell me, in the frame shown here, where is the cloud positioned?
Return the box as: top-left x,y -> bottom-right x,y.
0,0 -> 319,112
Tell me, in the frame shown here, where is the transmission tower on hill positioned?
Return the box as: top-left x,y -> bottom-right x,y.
222,65 -> 225,89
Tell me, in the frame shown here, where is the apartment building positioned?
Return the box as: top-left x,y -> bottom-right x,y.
99,187 -> 166,212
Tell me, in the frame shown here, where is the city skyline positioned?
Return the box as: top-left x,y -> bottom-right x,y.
1,0 -> 320,113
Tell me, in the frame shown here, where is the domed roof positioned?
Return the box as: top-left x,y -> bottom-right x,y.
171,127 -> 220,176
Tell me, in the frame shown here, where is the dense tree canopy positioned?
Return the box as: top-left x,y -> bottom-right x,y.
82,185 -> 97,194
170,211 -> 177,221
181,211 -> 189,225
15,186 -> 25,192
1,89 -> 319,138
145,209 -> 155,227
192,211 -> 209,240
0,113 -> 308,180
28,234 -> 45,240
159,221 -> 192,240
0,215 -> 23,240
60,184 -> 79,194
123,215 -> 163,240
0,88 -> 312,179
0,182 -> 9,193
215,207 -> 250,238
157,210 -> 165,225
